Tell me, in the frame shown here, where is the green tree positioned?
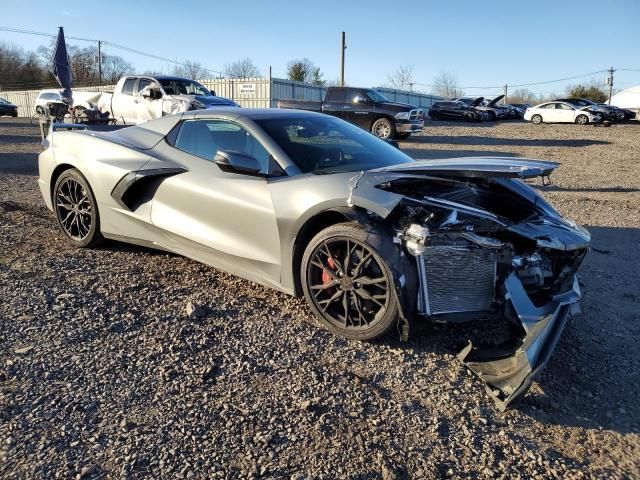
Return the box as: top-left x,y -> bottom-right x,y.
286,58 -> 323,83
567,84 -> 608,103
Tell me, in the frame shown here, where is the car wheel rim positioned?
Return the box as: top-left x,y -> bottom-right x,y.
307,238 -> 390,330
374,122 -> 390,138
55,178 -> 93,241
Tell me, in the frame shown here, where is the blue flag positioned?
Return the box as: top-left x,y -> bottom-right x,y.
51,27 -> 72,103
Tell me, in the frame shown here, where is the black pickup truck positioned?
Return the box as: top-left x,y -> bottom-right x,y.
278,86 -> 424,140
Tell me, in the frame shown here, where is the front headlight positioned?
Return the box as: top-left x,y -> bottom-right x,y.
395,111 -> 410,120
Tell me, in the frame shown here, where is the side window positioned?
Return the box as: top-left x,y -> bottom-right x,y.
326,89 -> 345,103
121,78 -> 136,95
345,89 -> 363,103
559,103 -> 573,110
174,120 -> 272,174
136,78 -> 152,94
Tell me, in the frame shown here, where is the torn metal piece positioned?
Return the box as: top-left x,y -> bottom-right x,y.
458,273 -> 581,411
346,170 -> 365,208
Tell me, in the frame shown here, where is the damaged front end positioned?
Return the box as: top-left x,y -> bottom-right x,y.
351,159 -> 590,409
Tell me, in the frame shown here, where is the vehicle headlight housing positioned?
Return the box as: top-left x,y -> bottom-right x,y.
395,111 -> 410,120
191,99 -> 206,110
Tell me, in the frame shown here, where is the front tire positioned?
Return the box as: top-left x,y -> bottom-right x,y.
575,114 -> 589,125
531,114 -> 543,125
371,117 -> 395,140
301,223 -> 399,340
53,169 -> 103,248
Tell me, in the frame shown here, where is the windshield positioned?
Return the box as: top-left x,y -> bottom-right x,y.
365,89 -> 389,103
0,98 -> 8,104
256,116 -> 414,174
158,79 -> 211,96
567,98 -> 591,106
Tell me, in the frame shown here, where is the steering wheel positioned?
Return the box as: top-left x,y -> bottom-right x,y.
315,147 -> 344,169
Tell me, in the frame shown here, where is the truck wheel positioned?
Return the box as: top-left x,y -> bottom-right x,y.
371,118 -> 395,140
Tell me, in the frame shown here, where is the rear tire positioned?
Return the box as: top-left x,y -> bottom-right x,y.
531,114 -> 543,125
301,223 -> 399,340
575,114 -> 589,125
53,169 -> 103,248
371,117 -> 395,140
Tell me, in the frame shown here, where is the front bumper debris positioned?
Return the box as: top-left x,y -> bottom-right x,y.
395,120 -> 424,133
458,272 -> 582,411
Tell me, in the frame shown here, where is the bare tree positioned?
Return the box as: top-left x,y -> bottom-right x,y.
310,67 -> 325,86
432,71 -> 464,98
172,60 -> 208,80
386,64 -> 414,90
224,58 -> 260,78
287,58 -> 322,83
102,54 -> 134,83
510,88 -> 538,104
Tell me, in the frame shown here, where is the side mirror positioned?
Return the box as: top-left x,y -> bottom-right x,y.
214,150 -> 262,176
353,95 -> 369,104
151,88 -> 163,100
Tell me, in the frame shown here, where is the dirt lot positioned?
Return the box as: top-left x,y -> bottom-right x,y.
0,118 -> 638,479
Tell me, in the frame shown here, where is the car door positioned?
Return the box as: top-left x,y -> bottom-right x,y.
134,77 -> 163,123
556,103 -> 576,123
150,118 -> 282,282
540,103 -> 560,122
111,77 -> 138,124
343,89 -> 374,128
322,88 -> 346,119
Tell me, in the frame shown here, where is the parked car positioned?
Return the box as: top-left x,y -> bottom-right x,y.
524,101 -> 603,125
0,98 -> 18,117
96,75 -> 238,125
455,95 -> 510,121
555,98 -> 623,121
429,101 -> 483,121
278,86 -> 424,140
35,89 -> 104,116
507,103 -> 531,119
39,108 -> 589,410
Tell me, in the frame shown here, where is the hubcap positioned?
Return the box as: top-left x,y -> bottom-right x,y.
55,178 -> 92,241
307,238 -> 390,329
373,121 -> 391,138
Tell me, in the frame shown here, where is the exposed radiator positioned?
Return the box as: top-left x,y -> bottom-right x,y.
420,245 -> 497,315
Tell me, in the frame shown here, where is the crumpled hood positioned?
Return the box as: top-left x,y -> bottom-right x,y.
167,94 -> 238,107
373,157 -> 559,179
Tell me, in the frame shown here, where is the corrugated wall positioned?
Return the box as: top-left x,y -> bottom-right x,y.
0,78 -> 442,117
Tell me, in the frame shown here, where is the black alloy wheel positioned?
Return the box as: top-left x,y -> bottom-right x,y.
53,169 -> 103,247
301,223 -> 398,340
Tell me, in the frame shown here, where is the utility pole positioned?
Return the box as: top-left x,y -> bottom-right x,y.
340,31 -> 346,87
607,67 -> 614,104
97,40 -> 102,87
504,84 -> 508,104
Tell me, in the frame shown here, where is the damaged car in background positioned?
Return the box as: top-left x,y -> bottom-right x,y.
38,109 -> 590,410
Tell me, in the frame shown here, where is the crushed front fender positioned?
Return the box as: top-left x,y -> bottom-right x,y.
458,273 -> 582,411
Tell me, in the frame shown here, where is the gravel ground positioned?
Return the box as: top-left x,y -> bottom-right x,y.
0,118 -> 638,479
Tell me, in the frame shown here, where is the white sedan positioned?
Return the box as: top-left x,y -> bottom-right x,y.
524,101 -> 603,125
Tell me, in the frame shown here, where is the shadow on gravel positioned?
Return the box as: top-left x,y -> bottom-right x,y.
0,152 -> 38,174
409,135 -> 610,148
401,148 -> 520,160
0,134 -> 41,144
536,185 -> 640,193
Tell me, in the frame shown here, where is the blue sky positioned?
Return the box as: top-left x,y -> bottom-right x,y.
2,0 -> 639,95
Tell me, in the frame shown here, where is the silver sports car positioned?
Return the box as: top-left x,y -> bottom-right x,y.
38,109 -> 590,409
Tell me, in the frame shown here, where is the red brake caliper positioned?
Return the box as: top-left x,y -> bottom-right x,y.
322,257 -> 337,285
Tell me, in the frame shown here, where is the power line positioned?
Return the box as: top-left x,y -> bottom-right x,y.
0,25 -> 223,76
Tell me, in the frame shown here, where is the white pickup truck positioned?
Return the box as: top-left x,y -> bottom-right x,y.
96,75 -> 238,124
